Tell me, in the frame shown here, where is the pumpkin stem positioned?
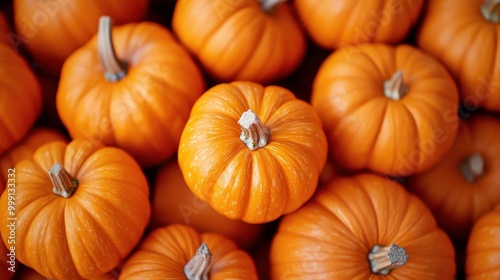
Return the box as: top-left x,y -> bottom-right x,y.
460,153 -> 484,183
184,243 -> 212,280
368,244 -> 408,275
49,163 -> 78,198
238,109 -> 270,150
481,0 -> 500,23
384,71 -> 408,100
258,0 -> 286,13
98,16 -> 126,82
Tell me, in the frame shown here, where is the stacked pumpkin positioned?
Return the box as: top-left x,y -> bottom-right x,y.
0,0 -> 499,279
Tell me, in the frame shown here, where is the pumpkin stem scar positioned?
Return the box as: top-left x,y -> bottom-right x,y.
49,163 -> 79,198
98,16 -> 127,82
184,243 -> 213,280
258,0 -> 287,13
384,70 -> 408,100
368,243 -> 408,275
238,109 -> 270,150
460,153 -> 485,183
481,0 -> 500,23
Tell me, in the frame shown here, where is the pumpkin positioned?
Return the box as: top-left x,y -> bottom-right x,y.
178,81 -> 328,224
56,16 -> 205,167
120,224 -> 258,279
466,204 -> 500,279
270,173 -> 456,279
0,127 -> 68,188
417,0 -> 500,112
409,114 -> 500,242
0,43 -> 42,156
311,43 -> 460,177
13,0 -> 149,76
0,11 -> 10,46
0,139 -> 151,280
172,0 -> 306,84
151,158 -> 265,248
294,0 -> 424,50
14,266 -> 121,280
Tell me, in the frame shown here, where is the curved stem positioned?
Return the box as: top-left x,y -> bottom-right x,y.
368,244 -> 408,275
184,243 -> 212,280
49,163 -> 78,198
481,0 -> 500,23
98,16 -> 126,82
258,0 -> 287,13
238,109 -> 270,150
384,71 -> 408,100
460,153 -> 484,183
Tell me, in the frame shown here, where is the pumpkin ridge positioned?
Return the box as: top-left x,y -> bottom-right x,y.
400,103 -> 421,166
366,101 -> 389,167
353,176 -> 380,243
393,197 -> 434,244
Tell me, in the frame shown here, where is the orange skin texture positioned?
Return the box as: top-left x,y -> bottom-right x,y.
311,43 -> 459,177
120,224 -> 258,279
178,81 -> 328,224
294,0 -> 423,50
15,266 -> 121,280
0,11 -> 10,46
13,0 -> 150,76
56,21 -> 205,167
151,159 -> 264,248
0,139 -> 151,280
417,0 -> 500,112
172,0 -> 306,84
466,204 -> 500,279
0,44 -> 42,156
409,114 -> 500,242
270,173 -> 456,279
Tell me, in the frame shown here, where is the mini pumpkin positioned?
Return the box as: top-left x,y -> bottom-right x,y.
120,224 -> 258,279
417,0 -> 500,112
294,0 -> 424,49
409,114 -> 500,242
178,81 -> 328,223
0,139 -> 151,280
270,173 -> 456,279
172,0 -> 306,84
311,43 -> 460,177
56,16 -> 205,167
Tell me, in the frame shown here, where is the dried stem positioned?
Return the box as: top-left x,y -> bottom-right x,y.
384,71 -> 408,100
368,244 -> 408,275
184,243 -> 212,280
238,109 -> 270,150
98,16 -> 126,82
460,153 -> 485,183
258,0 -> 287,13
481,0 -> 500,23
49,163 -> 78,198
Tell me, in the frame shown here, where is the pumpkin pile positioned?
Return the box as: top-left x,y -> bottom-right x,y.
0,0 -> 499,279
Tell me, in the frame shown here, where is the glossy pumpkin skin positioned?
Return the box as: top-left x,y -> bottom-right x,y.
311,43 -> 459,177
172,0 -> 306,84
417,0 -> 500,112
270,173 -> 456,279
13,0 -> 149,76
151,159 -> 264,248
466,204 -> 500,279
178,81 -> 328,224
409,114 -> 500,242
120,224 -> 258,279
57,21 -> 205,167
294,0 -> 424,49
0,139 -> 151,280
0,43 -> 42,156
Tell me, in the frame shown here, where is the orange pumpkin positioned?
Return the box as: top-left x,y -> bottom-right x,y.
56,16 -> 205,167
172,0 -> 306,84
0,11 -> 10,46
0,139 -> 151,280
466,204 -> 500,279
409,114 -> 500,242
0,43 -> 42,155
120,224 -> 258,279
417,0 -> 500,112
151,158 -> 264,248
294,0 -> 424,49
13,0 -> 149,76
270,173 -> 456,279
178,81 -> 328,224
311,43 -> 460,177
